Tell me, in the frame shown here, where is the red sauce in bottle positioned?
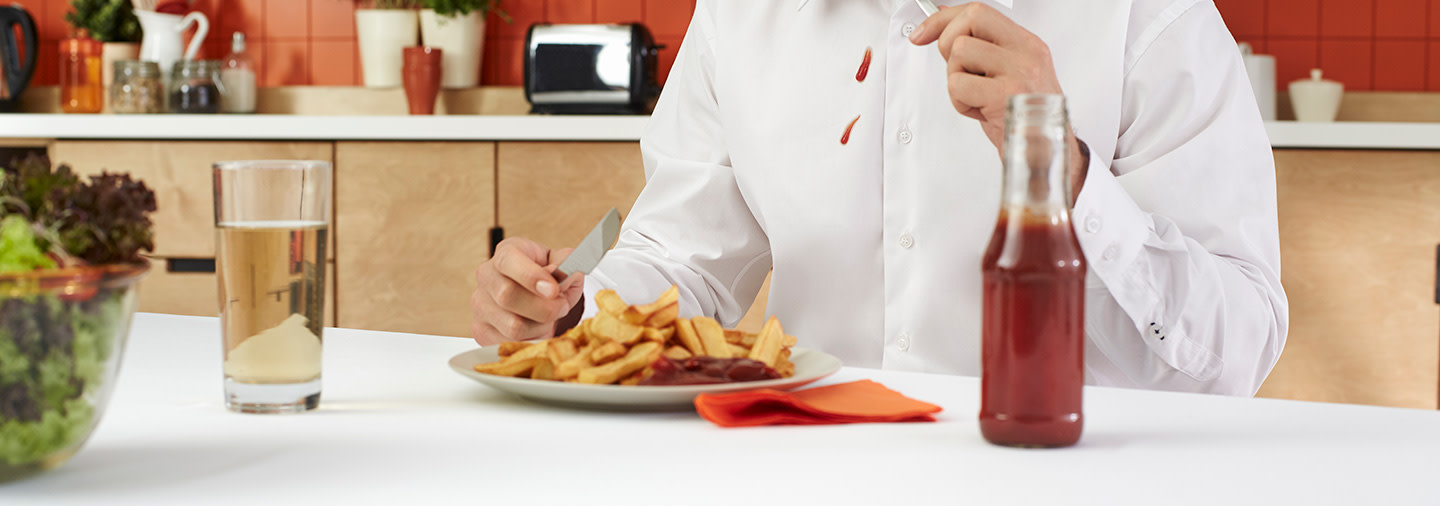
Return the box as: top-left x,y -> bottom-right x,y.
979,212 -> 1086,447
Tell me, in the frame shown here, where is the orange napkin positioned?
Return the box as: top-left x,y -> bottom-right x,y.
694,380 -> 942,427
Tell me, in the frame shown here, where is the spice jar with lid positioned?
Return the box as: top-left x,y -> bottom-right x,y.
169,60 -> 224,114
59,33 -> 103,113
111,60 -> 165,114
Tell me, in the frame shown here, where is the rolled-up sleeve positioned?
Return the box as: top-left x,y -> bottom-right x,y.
1073,1 -> 1288,395
584,4 -> 773,327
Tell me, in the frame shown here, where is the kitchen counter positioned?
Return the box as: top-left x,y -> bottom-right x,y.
4,313 -> 1438,504
3,113 -> 1439,148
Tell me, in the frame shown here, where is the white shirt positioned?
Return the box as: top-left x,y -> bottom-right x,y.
584,0 -> 1287,396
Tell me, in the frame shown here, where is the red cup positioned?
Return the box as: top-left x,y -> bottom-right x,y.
402,46 -> 443,115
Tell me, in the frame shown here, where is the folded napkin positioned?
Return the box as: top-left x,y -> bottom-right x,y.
694,380 -> 942,427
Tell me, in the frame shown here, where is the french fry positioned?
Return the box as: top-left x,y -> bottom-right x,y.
723,329 -> 745,344
577,342 -> 662,384
590,310 -> 644,344
673,318 -> 705,356
645,302 -> 679,328
530,357 -> 556,380
595,289 -> 629,316
747,316 -> 785,367
741,332 -> 758,347
590,340 -> 628,364
642,327 -> 670,343
619,371 -> 646,386
546,339 -> 579,364
727,343 -> 750,357
475,357 -> 539,377
498,341 -> 532,358
662,345 -> 693,360
692,317 -> 732,358
774,354 -> 794,378
554,342 -> 601,380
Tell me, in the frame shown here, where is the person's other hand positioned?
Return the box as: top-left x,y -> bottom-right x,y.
471,237 -> 585,346
908,3 -> 1064,151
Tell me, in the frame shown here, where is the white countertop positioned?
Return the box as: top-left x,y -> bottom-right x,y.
3,113 -> 1440,149
3,313 -> 1437,504
0,114 -> 651,142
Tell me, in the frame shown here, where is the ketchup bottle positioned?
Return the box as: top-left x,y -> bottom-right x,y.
979,94 -> 1086,448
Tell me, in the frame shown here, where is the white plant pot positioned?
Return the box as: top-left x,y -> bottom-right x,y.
356,9 -> 419,88
419,9 -> 485,89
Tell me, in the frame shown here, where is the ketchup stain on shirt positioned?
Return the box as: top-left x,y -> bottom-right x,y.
841,115 -> 861,145
856,47 -> 873,82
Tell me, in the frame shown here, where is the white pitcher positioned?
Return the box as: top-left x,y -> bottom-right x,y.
137,10 -> 208,74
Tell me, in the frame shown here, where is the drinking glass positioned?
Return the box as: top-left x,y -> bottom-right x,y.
213,160 -> 330,413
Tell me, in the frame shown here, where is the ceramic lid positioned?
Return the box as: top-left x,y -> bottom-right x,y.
1289,69 -> 1342,92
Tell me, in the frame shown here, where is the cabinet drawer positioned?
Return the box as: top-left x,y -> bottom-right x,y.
48,141 -> 335,259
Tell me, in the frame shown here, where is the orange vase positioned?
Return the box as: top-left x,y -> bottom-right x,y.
402,46 -> 443,115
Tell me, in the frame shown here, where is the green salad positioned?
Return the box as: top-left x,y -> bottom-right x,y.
0,154 -> 154,468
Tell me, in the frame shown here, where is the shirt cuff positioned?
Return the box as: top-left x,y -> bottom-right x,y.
1072,157 -> 1150,283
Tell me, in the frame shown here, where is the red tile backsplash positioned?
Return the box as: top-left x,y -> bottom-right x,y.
1319,0 -> 1373,38
1319,39 -> 1373,89
1373,40 -> 1427,90
19,0 -> 1438,92
1375,0 -> 1427,38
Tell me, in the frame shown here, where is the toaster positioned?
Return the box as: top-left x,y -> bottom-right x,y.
524,23 -> 663,115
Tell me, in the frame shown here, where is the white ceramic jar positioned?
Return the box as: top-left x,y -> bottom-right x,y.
1289,69 -> 1343,122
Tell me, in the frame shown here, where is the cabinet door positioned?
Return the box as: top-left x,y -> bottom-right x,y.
497,142 -> 648,248
1259,149 -> 1440,409
335,142 -> 496,337
48,141 -> 336,325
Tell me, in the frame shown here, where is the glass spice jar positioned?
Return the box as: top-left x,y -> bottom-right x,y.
111,61 -> 165,114
59,34 -> 103,113
169,60 -> 224,114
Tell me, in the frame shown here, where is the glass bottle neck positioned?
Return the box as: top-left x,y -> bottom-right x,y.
1000,94 -> 1071,217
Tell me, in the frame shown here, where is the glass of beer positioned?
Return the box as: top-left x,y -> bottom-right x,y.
213,160 -> 330,414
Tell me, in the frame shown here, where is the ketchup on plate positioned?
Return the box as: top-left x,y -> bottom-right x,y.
979,94 -> 1086,448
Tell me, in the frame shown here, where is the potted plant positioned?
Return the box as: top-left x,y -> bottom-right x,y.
63,0 -> 142,89
0,154 -> 155,482
419,0 -> 505,88
355,0 -> 422,88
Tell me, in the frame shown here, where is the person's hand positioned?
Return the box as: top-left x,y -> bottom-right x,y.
909,3 -> 1089,198
471,237 -> 586,346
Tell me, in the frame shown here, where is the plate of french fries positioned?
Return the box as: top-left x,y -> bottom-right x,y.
449,286 -> 842,410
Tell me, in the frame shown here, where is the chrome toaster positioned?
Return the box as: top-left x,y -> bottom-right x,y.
523,23 -> 663,115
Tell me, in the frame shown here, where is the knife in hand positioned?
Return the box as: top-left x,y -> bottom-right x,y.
553,207 -> 621,282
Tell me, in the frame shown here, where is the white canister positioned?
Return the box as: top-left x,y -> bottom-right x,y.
1239,43 -> 1276,121
1289,69 -> 1344,122
356,9 -> 419,88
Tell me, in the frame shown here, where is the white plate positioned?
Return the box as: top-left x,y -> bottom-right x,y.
449,347 -> 843,411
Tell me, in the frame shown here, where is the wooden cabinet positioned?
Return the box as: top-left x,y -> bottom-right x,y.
1258,150 -> 1440,409
48,141 -> 337,325
496,142 -> 647,249
334,142 -> 495,337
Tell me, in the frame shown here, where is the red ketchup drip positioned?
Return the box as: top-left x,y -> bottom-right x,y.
840,115 -> 860,145
856,47 -> 873,82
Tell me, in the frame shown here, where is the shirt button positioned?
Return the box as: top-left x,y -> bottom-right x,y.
898,233 -> 914,249
1085,216 -> 1101,234
902,23 -> 916,37
897,333 -> 911,351
1102,245 -> 1118,261
898,129 -> 913,144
